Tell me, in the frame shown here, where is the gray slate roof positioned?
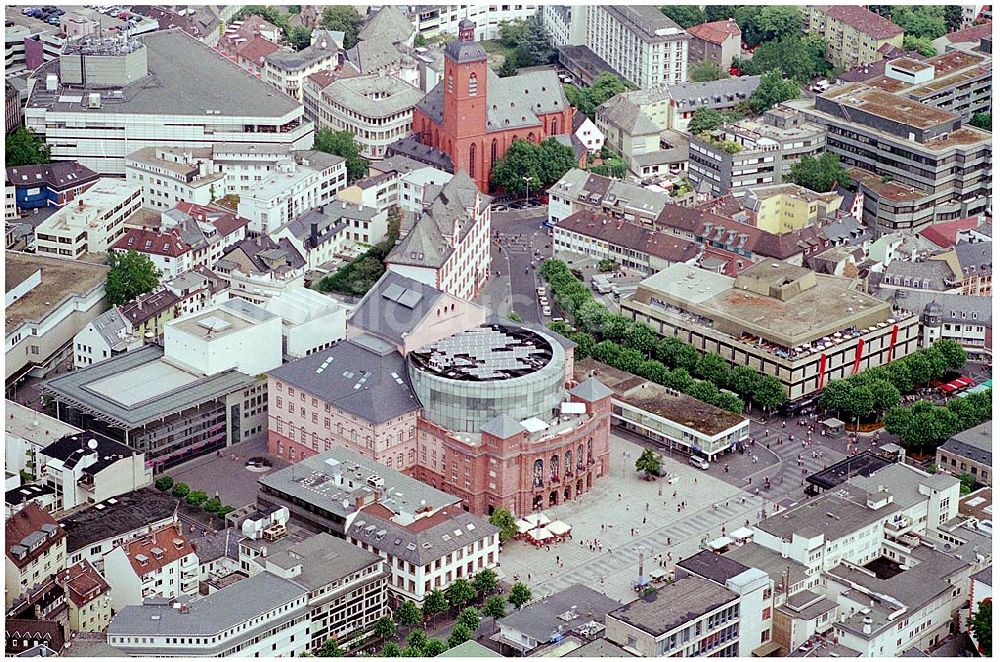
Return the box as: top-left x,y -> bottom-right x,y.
480,413 -> 526,439
268,334 -> 420,423
349,271 -> 447,345
570,377 -> 613,402
359,6 -> 414,44
28,29 -> 300,117
263,532 -> 383,589
497,584 -> 621,645
349,506 -> 498,566
108,572 -> 307,641
86,308 -> 132,351
667,76 -> 761,110
879,259 -> 955,291
954,241 -> 992,273
883,290 -> 992,328
282,201 -> 377,246
597,94 -> 660,136
385,135 -> 455,172
939,421 -> 992,466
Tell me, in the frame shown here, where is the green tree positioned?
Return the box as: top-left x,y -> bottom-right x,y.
320,6 -> 363,48
883,361 -> 914,394
891,6 -> 946,40
5,127 -> 51,167
414,33 -> 427,47
688,108 -> 726,135
316,639 -> 344,657
457,607 -> 481,633
400,645 -> 423,657
748,70 -> 800,113
287,25 -> 313,50
472,569 -> 498,598
171,483 -> 190,499
957,473 -> 976,495
690,61 -> 729,82
488,508 -> 518,542
498,19 -> 527,48
752,375 -> 788,413
396,600 -> 422,628
971,113 -> 991,131
374,615 -> 396,642
705,5 -> 739,22
869,6 -> 893,18
746,35 -> 830,83
507,311 -> 522,322
422,589 -> 448,623
566,72 -> 631,119
537,138 -> 579,187
482,594 -> 507,620
903,35 -> 937,57
818,379 -> 853,418
934,339 -> 967,372
659,5 -> 705,28
695,353 -> 731,385
154,476 -> 174,491
380,642 -> 401,657
786,153 -> 852,192
422,639 -> 448,656
842,385 -> 875,423
867,380 -> 901,416
508,582 -> 532,609
491,138 -> 576,194
445,579 -> 476,612
972,600 -> 991,655
944,5 -> 964,32
634,448 -> 662,478
747,6 -> 802,45
447,624 -> 472,649
314,128 -> 370,183
906,353 -> 934,386
106,249 -> 162,306
519,13 -> 555,65
186,490 -> 209,507
597,258 -> 616,272
203,496 -> 223,514
405,629 -> 427,651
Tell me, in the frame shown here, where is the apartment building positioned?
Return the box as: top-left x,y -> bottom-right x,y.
25,30 -> 313,176
687,20 -> 742,70
5,503 -> 67,608
338,154 -> 452,216
303,73 -> 424,160
239,527 -> 388,652
386,171 -> 491,302
803,5 -> 904,68
4,400 -> 81,488
112,204 -> 248,279
882,290 -> 992,361
6,252 -> 109,383
688,106 -> 827,198
606,576 -> 742,656
547,168 -> 676,226
621,262 -> 920,400
272,202 -> 389,270
215,235 -> 307,305
5,162 -> 100,216
586,6 -> 689,89
411,4 -> 539,41
38,431 -> 150,513
103,524 -> 198,611
63,560 -> 112,633
936,422 -> 991,487
801,84 -> 992,232
742,184 -> 844,235
5,81 -> 22,135
540,5 -> 588,47
106,572 -> 311,657
263,37 -> 339,102
257,449 -> 499,606
494,584 -> 621,655
62,488 -> 179,572
553,209 -> 702,275
33,179 -> 141,259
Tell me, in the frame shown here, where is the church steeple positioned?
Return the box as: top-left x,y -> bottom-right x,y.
442,21 -> 487,143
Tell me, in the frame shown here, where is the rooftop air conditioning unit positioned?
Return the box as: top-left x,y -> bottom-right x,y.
87,93 -> 101,109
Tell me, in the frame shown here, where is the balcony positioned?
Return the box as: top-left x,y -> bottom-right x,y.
885,515 -> 913,536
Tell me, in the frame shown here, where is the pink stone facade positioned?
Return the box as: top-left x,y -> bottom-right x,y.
412,390 -> 612,517
267,379 -> 420,471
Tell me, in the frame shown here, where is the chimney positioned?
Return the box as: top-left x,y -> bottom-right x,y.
310,222 -> 319,249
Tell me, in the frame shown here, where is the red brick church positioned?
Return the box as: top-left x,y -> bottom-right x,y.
404,20 -> 577,193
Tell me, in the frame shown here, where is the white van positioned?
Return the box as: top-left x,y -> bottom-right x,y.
689,455 -> 710,470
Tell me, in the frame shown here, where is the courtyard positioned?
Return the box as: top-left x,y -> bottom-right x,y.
498,432 -> 768,603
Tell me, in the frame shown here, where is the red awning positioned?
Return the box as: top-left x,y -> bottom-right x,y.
940,383 -> 957,392
955,376 -> 974,386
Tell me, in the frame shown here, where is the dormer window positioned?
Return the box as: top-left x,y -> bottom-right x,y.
468,73 -> 478,96
447,74 -> 454,94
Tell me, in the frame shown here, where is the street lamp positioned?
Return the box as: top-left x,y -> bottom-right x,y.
521,175 -> 531,204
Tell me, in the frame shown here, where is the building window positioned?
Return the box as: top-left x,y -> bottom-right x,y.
469,72 -> 478,96
491,139 -> 498,166
469,142 -> 477,179
447,74 -> 454,93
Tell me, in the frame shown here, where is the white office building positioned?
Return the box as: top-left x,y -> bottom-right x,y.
411,5 -> 540,41
264,288 -> 349,359
25,30 -> 314,176
541,5 -> 589,47
33,179 -> 141,258
586,6 -> 689,89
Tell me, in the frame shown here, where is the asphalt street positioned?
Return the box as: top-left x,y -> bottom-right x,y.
486,207 -> 552,324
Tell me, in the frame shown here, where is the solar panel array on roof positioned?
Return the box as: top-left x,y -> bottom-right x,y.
410,325 -> 554,381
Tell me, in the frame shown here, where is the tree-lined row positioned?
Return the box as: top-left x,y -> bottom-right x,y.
154,476 -> 235,516
883,390 -> 991,455
540,260 -> 787,413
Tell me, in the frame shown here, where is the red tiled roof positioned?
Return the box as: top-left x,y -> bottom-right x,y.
174,202 -> 250,237
62,560 -> 110,608
687,19 -> 742,45
115,227 -> 188,257
945,20 -> 992,43
307,69 -> 339,89
5,503 -> 65,571
919,217 -> 990,248
815,5 -> 904,39
236,36 -> 281,65
120,525 -> 195,578
556,209 -> 703,264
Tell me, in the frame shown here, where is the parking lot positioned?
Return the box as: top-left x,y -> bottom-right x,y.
499,432 -> 766,603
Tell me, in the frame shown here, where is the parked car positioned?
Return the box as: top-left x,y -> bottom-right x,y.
541,306 -> 552,317
689,455 -> 710,470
